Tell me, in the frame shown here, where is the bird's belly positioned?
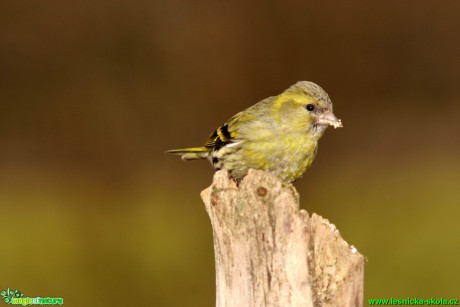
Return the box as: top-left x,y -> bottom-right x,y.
219,136 -> 318,182
264,139 -> 317,182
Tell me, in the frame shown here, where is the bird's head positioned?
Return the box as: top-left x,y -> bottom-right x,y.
274,81 -> 342,137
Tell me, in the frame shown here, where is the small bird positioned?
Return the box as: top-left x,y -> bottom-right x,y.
167,81 -> 342,183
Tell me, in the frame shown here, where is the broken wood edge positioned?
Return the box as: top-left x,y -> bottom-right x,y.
201,169 -> 365,307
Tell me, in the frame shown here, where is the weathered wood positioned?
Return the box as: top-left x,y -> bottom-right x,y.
201,169 -> 365,307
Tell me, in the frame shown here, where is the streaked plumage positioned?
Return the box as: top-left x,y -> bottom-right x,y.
167,81 -> 342,182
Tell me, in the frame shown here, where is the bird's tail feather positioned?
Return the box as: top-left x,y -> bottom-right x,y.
166,147 -> 210,160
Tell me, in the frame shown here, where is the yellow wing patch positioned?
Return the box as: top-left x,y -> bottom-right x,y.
205,124 -> 237,149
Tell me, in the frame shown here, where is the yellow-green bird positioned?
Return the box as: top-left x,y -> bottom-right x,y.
167,81 -> 342,183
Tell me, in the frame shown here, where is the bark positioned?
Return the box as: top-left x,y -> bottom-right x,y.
201,169 -> 365,307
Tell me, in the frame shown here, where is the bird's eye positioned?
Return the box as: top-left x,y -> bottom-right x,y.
306,104 -> 315,111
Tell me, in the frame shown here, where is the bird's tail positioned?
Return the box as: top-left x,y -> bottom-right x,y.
166,147 -> 210,161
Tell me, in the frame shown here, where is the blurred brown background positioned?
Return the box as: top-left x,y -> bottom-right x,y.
1,1 -> 459,306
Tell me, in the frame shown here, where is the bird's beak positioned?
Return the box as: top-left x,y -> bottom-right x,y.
316,112 -> 343,128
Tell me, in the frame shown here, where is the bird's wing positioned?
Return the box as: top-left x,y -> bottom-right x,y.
204,109 -> 255,149
205,97 -> 273,150
205,123 -> 236,149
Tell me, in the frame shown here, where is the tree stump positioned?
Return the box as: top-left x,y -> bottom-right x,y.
201,169 -> 365,307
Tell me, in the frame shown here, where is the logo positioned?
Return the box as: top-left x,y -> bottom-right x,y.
1,289 -> 63,306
